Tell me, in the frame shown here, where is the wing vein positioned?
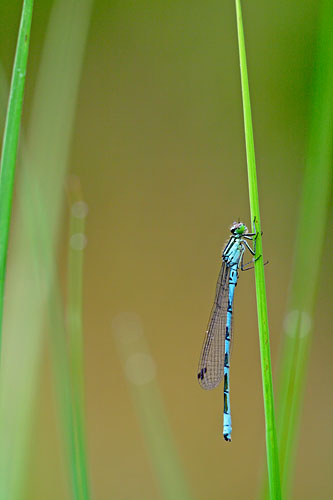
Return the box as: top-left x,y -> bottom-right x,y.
197,261 -> 230,390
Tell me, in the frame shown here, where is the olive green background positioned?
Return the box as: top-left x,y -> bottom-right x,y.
1,1 -> 332,499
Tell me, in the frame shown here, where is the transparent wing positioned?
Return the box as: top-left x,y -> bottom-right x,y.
197,261 -> 230,390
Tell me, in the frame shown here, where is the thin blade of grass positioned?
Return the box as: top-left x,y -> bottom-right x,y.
27,184 -> 81,500
0,0 -> 93,498
67,179 -> 91,500
47,282 -> 81,500
0,0 -> 34,350
33,177 -> 91,500
261,1 -> 333,498
234,2 -> 281,499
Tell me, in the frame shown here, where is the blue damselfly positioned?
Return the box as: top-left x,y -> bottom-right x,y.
197,221 -> 259,441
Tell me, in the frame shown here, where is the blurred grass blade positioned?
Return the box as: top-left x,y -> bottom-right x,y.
234,1 -> 281,498
261,1 -> 333,498
0,0 -> 34,349
17,177 -> 91,500
48,287 -> 81,499
44,179 -> 91,500
113,313 -> 194,500
0,0 -> 93,498
48,284 -> 81,500
67,179 -> 91,500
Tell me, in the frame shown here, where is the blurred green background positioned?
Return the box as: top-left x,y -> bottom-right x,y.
0,1 -> 332,499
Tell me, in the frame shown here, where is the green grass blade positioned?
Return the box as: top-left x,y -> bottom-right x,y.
25,180 -> 90,500
48,275 -> 81,500
0,0 -> 93,498
0,0 -> 34,349
261,1 -> 333,498
234,2 -> 281,498
67,181 -> 91,500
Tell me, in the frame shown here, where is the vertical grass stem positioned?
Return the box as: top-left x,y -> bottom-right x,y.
270,0 -> 333,497
67,180 -> 91,500
234,2 -> 281,498
0,0 -> 34,350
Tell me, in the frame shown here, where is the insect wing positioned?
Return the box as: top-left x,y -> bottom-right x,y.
197,262 -> 229,389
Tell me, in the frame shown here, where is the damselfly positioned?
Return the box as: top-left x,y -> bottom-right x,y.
197,221 -> 259,441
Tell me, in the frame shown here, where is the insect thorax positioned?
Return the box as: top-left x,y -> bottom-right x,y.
222,236 -> 244,266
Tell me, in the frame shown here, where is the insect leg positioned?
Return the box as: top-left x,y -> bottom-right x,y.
242,239 -> 256,256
